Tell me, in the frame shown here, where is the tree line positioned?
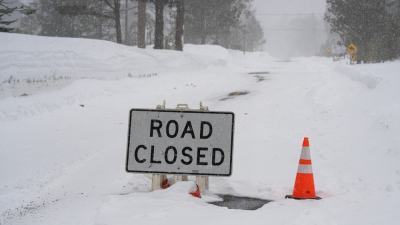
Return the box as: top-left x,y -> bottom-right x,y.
325,0 -> 400,63
2,0 -> 265,52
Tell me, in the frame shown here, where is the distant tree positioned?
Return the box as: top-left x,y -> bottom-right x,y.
145,12 -> 155,45
137,0 -> 147,48
114,0 -> 174,49
245,15 -> 266,52
56,0 -> 123,43
125,1 -> 156,47
184,0 -> 249,48
0,0 -> 35,32
174,0 -> 184,51
18,0 -> 114,40
103,0 -> 122,43
325,0 -> 398,63
146,0 -> 183,50
237,5 -> 266,52
153,0 -> 166,49
127,3 -> 154,46
227,7 -> 265,53
18,2 -> 40,35
388,1 -> 400,59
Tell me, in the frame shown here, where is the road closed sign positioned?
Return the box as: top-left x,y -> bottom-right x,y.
126,109 -> 235,176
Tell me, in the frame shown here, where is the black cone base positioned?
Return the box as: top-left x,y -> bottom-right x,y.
285,195 -> 322,200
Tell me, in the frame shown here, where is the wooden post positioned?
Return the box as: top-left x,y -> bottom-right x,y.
196,101 -> 209,193
195,176 -> 209,194
152,174 -> 166,191
151,101 -> 167,191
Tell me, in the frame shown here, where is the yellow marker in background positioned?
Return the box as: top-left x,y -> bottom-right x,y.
346,43 -> 357,55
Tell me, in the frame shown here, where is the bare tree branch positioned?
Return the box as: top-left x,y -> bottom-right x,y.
103,0 -> 115,10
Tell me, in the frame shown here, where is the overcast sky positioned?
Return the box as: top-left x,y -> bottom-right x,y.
253,0 -> 326,14
252,0 -> 327,35
251,0 -> 327,58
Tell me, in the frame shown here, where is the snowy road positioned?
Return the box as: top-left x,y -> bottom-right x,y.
1,34 -> 400,225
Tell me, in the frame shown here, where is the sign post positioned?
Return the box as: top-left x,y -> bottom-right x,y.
332,45 -> 347,62
126,101 -> 235,193
346,43 -> 358,65
351,54 -> 357,62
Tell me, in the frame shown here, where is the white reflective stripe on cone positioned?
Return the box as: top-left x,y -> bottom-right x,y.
300,146 -> 311,160
297,164 -> 313,174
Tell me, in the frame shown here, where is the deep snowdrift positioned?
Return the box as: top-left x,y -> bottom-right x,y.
0,33 -> 400,225
0,33 -> 235,99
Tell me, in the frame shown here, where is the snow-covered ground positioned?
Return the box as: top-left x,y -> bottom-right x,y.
1,33 -> 400,225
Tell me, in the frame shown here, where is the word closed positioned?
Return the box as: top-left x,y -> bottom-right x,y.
126,109 -> 235,176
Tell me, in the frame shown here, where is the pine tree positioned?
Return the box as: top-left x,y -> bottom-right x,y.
149,0 -> 184,50
103,0 -> 123,44
184,0 -> 249,48
389,1 -> 400,59
174,0 -> 184,51
133,0 -> 174,49
137,0 -> 147,48
18,0 -> 113,40
153,0 -> 166,49
242,14 -> 266,52
0,0 -> 35,32
326,0 -> 397,63
55,0 -> 123,43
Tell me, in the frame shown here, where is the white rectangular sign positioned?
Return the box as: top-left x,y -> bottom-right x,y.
332,45 -> 346,55
126,109 -> 235,176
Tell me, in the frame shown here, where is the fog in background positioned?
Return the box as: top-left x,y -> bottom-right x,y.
6,0 -> 328,59
252,0 -> 327,59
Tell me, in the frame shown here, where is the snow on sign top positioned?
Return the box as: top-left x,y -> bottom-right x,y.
126,109 -> 235,176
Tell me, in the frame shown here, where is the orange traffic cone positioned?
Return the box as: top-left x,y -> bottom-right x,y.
286,137 -> 321,200
189,185 -> 202,198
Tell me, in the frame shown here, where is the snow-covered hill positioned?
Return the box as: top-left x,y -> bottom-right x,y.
0,33 -> 238,99
1,33 -> 400,225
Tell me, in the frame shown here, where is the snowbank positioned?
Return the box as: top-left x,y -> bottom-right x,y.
0,33 -> 234,99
